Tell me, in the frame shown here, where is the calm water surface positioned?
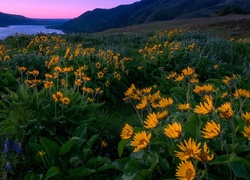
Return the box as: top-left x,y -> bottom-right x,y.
0,25 -> 64,39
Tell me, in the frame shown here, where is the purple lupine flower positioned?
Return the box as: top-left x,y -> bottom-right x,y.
3,143 -> 9,154
3,137 -> 10,148
5,162 -> 12,170
12,140 -> 22,154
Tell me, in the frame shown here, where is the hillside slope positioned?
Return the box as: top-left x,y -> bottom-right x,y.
59,0 -> 250,33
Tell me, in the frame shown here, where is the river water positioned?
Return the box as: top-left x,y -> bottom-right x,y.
0,25 -> 64,39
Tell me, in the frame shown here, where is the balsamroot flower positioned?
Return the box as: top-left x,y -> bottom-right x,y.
120,124 -> 133,139
60,97 -> 70,105
177,103 -> 191,111
197,142 -> 214,162
157,97 -> 174,108
144,112 -> 159,129
175,138 -> 201,161
233,88 -> 250,99
164,122 -> 182,139
123,84 -> 141,101
130,131 -> 151,152
156,110 -> 168,119
222,74 -> 238,86
194,95 -> 213,115
136,99 -> 148,110
242,112 -> 250,124
175,73 -> 185,82
217,102 -> 234,119
201,120 -> 221,139
242,126 -> 250,140
176,160 -> 196,180
52,91 -> 63,101
193,84 -> 215,96
182,66 -> 195,77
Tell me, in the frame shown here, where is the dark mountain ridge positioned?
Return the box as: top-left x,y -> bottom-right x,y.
0,12 -> 70,27
0,12 -> 38,27
59,0 -> 250,33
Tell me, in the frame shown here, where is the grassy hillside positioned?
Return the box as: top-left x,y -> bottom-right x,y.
59,0 -> 250,33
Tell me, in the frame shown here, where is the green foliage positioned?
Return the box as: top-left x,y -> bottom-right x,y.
0,28 -> 250,179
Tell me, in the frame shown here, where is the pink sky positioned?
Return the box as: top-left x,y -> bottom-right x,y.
0,0 -> 139,19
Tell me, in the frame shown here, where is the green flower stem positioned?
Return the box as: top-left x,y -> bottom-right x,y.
228,118 -> 235,153
203,162 -> 208,180
219,136 -> 232,180
131,102 -> 144,127
186,81 -> 191,103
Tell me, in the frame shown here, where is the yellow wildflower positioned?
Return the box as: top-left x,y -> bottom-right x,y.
38,150 -> 46,157
222,74 -> 238,86
175,138 -> 201,161
156,110 -> 168,119
175,73 -> 185,82
157,97 -> 174,108
242,126 -> 250,140
177,103 -> 191,111
197,142 -> 214,162
136,99 -> 148,110
233,89 -> 250,99
60,97 -> 70,105
130,131 -> 151,152
217,102 -> 234,119
221,92 -> 228,98
167,71 -> 177,79
120,124 -> 133,139
182,66 -> 195,77
242,112 -> 250,124
194,95 -> 213,115
176,160 -> 196,180
144,112 -> 158,129
52,91 -> 63,101
201,120 -> 220,139
193,84 -> 215,96
97,71 -> 104,79
44,81 -> 54,89
164,122 -> 182,139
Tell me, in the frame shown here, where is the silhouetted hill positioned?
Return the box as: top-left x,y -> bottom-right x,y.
0,12 -> 70,27
0,12 -> 38,27
59,0 -> 250,33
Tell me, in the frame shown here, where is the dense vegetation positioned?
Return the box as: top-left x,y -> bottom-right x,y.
0,29 -> 250,179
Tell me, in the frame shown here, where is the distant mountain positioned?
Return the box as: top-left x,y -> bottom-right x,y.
59,0 -> 250,33
0,12 -> 70,27
0,12 -> 38,27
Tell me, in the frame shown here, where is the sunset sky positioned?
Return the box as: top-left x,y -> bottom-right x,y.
0,0 -> 139,19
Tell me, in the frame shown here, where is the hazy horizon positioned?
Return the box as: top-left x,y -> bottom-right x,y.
0,0 -> 139,19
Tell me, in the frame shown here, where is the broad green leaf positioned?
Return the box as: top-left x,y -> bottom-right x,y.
183,113 -> 202,139
86,156 -> 111,169
24,173 -> 41,180
67,167 -> 95,178
40,137 -> 60,165
123,159 -> 144,174
45,167 -> 61,180
112,157 -> 131,170
59,137 -> 80,155
158,155 -> 170,170
135,169 -> 152,180
231,156 -> 250,180
72,123 -> 88,140
85,134 -> 99,149
209,154 -> 229,165
118,138 -> 130,157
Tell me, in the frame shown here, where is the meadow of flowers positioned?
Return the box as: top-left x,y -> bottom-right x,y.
0,29 -> 250,179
